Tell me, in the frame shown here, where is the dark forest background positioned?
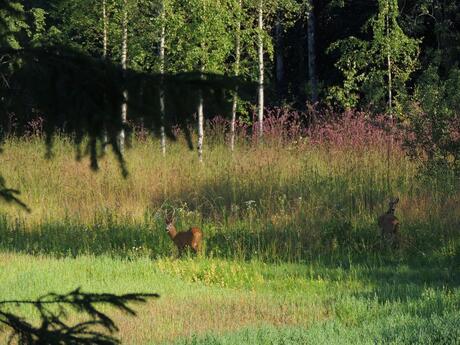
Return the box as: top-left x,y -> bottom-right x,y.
1,0 -> 459,174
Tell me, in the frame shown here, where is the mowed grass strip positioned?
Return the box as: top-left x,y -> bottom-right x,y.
0,253 -> 326,344
1,253 -> 459,344
167,315 -> 460,345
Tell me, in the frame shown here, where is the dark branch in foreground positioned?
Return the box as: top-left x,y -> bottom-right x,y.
0,45 -> 256,209
0,176 -> 30,213
0,288 -> 159,345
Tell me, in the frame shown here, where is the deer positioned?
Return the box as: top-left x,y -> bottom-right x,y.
377,197 -> 400,247
165,212 -> 203,256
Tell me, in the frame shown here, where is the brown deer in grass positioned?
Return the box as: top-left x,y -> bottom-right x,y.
378,197 -> 400,246
165,212 -> 203,256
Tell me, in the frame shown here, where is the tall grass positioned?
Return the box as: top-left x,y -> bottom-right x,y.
0,111 -> 459,262
1,111 -> 460,344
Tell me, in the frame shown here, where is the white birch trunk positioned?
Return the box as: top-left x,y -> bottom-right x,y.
159,2 -> 166,156
307,0 -> 318,102
197,74 -> 204,163
386,2 -> 393,117
230,0 -> 242,152
197,0 -> 206,163
257,0 -> 264,137
119,0 -> 128,153
230,91 -> 238,152
103,0 -> 108,59
386,2 -> 393,188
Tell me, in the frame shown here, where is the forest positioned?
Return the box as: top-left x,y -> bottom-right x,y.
0,0 -> 459,344
1,0 -> 459,171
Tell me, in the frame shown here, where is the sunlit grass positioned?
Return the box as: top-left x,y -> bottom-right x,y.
0,253 -> 458,344
1,130 -> 459,344
1,135 -> 459,262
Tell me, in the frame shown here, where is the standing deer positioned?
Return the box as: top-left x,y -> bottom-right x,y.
378,197 -> 400,246
165,213 -> 203,256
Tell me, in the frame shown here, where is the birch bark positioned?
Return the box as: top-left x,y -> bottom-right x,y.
257,0 -> 264,137
159,1 -> 166,156
119,0 -> 128,153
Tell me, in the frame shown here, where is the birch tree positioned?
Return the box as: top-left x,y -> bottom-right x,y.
197,65 -> 204,163
257,0 -> 264,137
166,0 -> 233,162
230,0 -> 243,152
118,0 -> 128,153
328,0 -> 419,113
102,0 -> 108,59
249,0 -> 299,137
159,0 -> 166,156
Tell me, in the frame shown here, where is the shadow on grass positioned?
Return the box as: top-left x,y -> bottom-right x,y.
0,288 -> 159,345
0,213 -> 382,261
0,217 -> 170,258
347,257 -> 460,306
0,177 -> 30,213
0,213 -> 458,269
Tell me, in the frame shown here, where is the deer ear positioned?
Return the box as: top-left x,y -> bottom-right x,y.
394,197 -> 399,204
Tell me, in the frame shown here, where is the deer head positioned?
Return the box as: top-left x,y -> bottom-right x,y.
165,210 -> 176,233
387,197 -> 399,214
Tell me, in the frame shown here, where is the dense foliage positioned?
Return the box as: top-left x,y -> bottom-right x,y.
1,1 -> 458,108
0,0 -> 459,176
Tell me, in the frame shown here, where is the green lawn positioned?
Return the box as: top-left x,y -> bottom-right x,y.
1,253 -> 459,344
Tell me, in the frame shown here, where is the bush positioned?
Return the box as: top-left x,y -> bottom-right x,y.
404,66 -> 460,176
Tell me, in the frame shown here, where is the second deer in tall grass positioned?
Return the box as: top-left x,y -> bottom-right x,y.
378,197 -> 400,246
165,213 -> 203,256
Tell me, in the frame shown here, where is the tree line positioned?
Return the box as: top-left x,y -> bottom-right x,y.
1,0 -> 459,170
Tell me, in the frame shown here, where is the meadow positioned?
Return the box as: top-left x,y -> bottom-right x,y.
0,114 -> 459,344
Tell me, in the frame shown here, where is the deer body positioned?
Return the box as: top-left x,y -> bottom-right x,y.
166,220 -> 203,255
378,198 -> 400,245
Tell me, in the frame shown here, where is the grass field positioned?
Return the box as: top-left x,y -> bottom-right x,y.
1,254 -> 459,344
1,120 -> 459,344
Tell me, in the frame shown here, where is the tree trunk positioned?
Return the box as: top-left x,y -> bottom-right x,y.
387,51 -> 392,116
102,0 -> 108,152
275,12 -> 284,97
119,0 -> 128,153
197,76 -> 204,163
102,0 -> 108,59
307,0 -> 318,103
159,1 -> 166,156
386,1 -> 393,117
257,0 -> 264,137
230,0 -> 242,152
